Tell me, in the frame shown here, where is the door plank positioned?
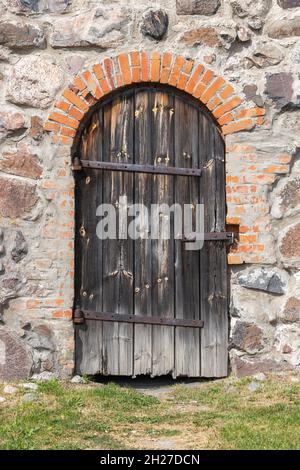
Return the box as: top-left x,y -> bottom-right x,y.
174,96 -> 201,378
75,111 -> 103,374
151,90 -> 175,377
199,114 -> 228,377
102,94 -> 134,375
133,89 -> 153,376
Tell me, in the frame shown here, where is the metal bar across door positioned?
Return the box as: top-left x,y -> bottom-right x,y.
73,158 -> 202,177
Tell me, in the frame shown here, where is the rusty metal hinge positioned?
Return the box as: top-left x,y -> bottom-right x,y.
73,305 -> 84,324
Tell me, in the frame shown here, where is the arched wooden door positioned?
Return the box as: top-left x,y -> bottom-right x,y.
74,84 -> 229,378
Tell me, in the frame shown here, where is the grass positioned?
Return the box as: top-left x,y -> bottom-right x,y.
0,374 -> 300,450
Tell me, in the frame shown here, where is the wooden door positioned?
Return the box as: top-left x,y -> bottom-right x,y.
74,85 -> 228,378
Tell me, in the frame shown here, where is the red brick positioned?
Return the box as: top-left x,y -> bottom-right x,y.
141,51 -> 149,82
49,112 -> 79,129
222,119 -> 254,135
118,53 -> 131,85
185,64 -> 204,94
214,96 -> 243,119
201,76 -> 225,104
103,58 -> 116,89
151,52 -> 161,82
62,88 -> 89,112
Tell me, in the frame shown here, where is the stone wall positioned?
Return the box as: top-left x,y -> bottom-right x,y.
0,0 -> 300,380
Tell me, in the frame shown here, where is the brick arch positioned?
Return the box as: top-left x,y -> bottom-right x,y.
44,51 -> 265,147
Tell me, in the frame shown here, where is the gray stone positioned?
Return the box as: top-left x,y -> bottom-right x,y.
20,382 -> 38,391
176,0 -> 220,15
0,273 -> 24,305
0,328 -> 33,381
0,397 -> 6,403
243,84 -> 264,107
236,25 -> 251,42
265,73 -> 294,109
231,321 -> 265,353
238,267 -> 288,295
29,116 -> 44,141
3,384 -> 18,394
248,381 -> 260,392
280,297 -> 300,323
141,10 -> 168,40
65,54 -> 86,75
6,55 -> 64,109
22,392 -> 36,403
32,371 -> 56,382
71,374 -> 85,384
11,231 -> 28,263
247,16 -> 264,31
278,0 -> 300,9
0,110 -> 25,144
49,8 -> 128,49
0,21 -> 45,49
0,177 -> 38,219
3,0 -> 71,14
231,0 -> 272,18
253,372 -> 267,381
250,44 -> 284,68
266,17 -> 300,39
232,355 -> 287,378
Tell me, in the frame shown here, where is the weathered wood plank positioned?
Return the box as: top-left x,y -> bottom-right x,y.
75,110 -> 103,374
174,95 -> 201,378
133,89 -> 152,376
102,94 -> 134,375
199,114 -> 228,378
151,90 -> 175,377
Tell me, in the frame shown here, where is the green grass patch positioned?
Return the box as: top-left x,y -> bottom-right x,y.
0,375 -> 299,450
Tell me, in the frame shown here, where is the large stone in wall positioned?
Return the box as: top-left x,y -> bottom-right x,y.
2,0 -> 71,14
180,27 -> 222,47
266,17 -> 300,39
0,21 -> 45,49
238,267 -> 288,295
231,0 -> 272,18
0,273 -> 24,305
279,297 -> 300,323
249,44 -> 284,68
271,177 -> 300,219
231,355 -> 287,378
278,0 -> 300,9
141,10 -> 168,40
265,72 -> 293,109
176,0 -> 220,15
6,55 -> 64,109
0,109 -> 25,143
0,328 -> 33,381
231,321 -> 266,353
49,8 -> 128,49
0,177 -> 38,219
279,222 -> 300,267
0,144 -> 42,180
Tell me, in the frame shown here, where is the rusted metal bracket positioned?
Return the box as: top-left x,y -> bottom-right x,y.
182,232 -> 238,245
71,159 -> 202,177
72,157 -> 82,171
73,305 -> 84,324
73,309 -> 204,328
